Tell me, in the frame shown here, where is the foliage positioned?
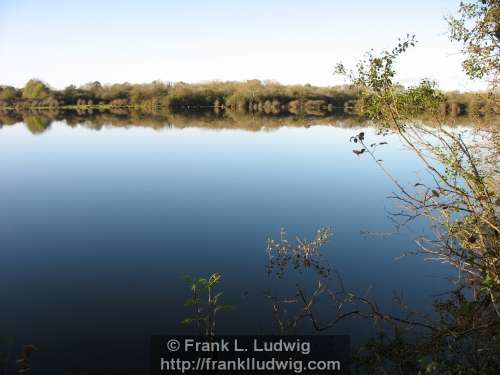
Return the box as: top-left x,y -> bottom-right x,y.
21,79 -> 50,100
335,32 -> 499,373
0,86 -> 19,104
335,36 -> 445,124
181,273 -> 234,336
446,0 -> 500,86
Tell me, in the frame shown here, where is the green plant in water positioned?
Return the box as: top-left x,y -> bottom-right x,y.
266,226 -> 332,278
181,273 -> 234,336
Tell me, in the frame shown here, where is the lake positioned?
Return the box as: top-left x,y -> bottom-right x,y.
0,113 -> 455,374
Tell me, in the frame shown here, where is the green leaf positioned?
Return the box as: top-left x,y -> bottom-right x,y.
181,318 -> 194,325
208,273 -> 221,288
184,298 -> 202,307
212,292 -> 223,304
181,316 -> 206,325
214,304 -> 235,314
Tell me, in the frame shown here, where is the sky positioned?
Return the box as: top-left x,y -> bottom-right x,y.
0,0 -> 487,91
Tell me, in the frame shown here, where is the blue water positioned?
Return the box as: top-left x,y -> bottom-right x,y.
0,119 -> 453,374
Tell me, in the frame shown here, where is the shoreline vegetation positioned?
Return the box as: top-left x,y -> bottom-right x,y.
1,79 -> 498,117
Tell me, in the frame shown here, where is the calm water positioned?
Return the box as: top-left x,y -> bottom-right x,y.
0,117 -> 453,374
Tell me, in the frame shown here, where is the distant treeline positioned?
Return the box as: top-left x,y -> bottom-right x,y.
0,79 -> 497,117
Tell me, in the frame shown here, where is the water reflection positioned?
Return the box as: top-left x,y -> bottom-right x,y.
0,112 -> 474,374
0,109 -> 365,134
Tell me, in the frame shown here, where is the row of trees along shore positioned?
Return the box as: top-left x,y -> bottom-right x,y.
0,79 -> 497,117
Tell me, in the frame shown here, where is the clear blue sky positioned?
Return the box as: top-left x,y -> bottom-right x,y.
0,0 -> 485,91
